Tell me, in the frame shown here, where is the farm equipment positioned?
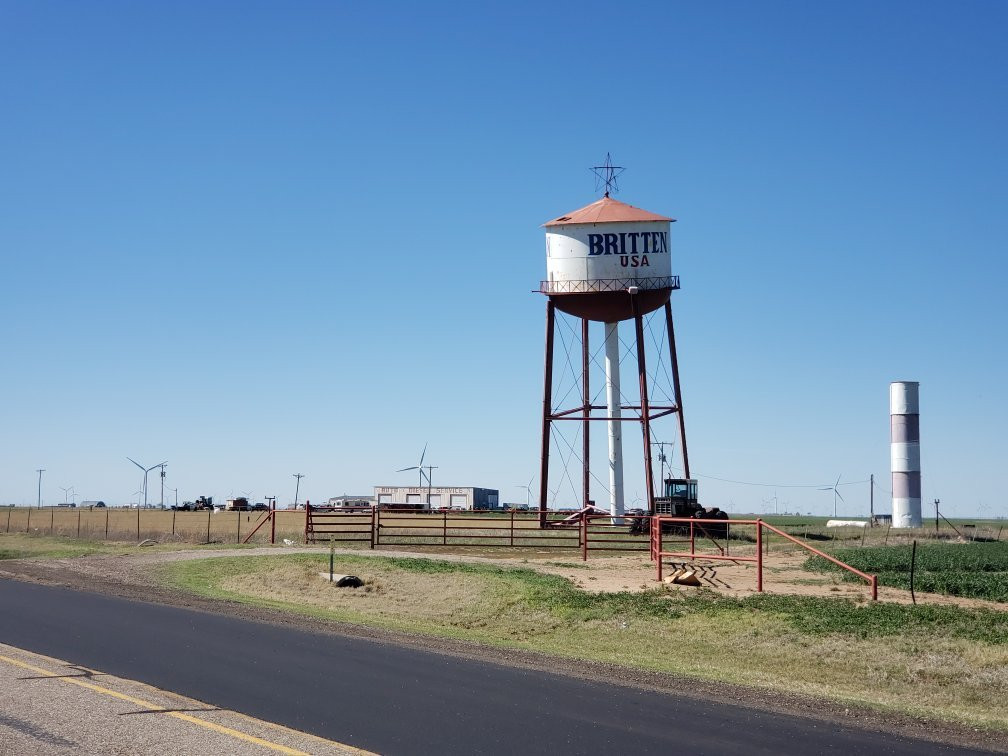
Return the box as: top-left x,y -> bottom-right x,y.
629,479 -> 729,537
173,496 -> 214,511
654,478 -> 701,518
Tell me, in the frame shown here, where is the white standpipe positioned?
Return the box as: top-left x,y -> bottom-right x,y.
604,322 -> 625,523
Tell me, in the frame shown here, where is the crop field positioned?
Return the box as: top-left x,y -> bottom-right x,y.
807,542 -> 1008,602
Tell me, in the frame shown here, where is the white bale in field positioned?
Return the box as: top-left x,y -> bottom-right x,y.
826,520 -> 868,528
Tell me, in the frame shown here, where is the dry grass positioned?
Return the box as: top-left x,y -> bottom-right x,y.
165,553 -> 1008,731
0,508 -> 308,545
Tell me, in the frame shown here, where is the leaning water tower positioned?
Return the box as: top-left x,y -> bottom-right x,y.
536,157 -> 689,525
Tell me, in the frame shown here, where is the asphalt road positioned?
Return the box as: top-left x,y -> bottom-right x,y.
0,578 -> 990,755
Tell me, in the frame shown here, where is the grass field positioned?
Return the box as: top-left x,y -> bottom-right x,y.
0,507 -> 309,545
806,542 -> 1008,602
160,552 -> 1008,731
0,533 -> 253,560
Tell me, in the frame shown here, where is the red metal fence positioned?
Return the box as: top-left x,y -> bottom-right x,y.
375,508 -> 578,550
305,505 -> 374,546
305,508 -> 878,598
305,506 -> 656,556
651,516 -> 877,600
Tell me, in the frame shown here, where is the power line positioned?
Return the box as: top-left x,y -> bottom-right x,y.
690,472 -> 870,489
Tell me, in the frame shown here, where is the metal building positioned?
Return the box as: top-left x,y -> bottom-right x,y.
373,486 -> 500,510
890,381 -> 922,528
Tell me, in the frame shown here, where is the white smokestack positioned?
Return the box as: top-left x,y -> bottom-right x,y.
890,381 -> 922,528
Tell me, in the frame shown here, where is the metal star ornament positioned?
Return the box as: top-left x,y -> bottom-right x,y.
591,153 -> 625,197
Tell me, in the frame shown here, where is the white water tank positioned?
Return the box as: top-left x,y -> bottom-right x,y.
542,196 -> 675,322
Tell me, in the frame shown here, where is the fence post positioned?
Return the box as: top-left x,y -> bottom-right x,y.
26,508 -> 31,533
581,516 -> 588,561
137,508 -> 140,541
375,507 -> 381,546
237,512 -> 241,544
756,519 -> 763,592
443,509 -> 447,546
369,507 -> 375,550
510,509 -> 514,548
105,508 -> 109,539
271,506 -> 276,545
871,574 -> 878,602
656,519 -> 663,581
50,509 -> 54,535
690,519 -> 695,557
5,508 -> 10,533
909,539 -> 917,605
206,509 -> 211,544
77,510 -> 81,539
172,509 -> 176,537
304,504 -> 310,545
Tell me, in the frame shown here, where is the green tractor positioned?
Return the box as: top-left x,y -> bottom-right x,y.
654,478 -> 701,518
631,478 -> 730,538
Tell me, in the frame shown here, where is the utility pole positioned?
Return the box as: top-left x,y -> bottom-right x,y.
650,442 -> 671,490
870,474 -> 874,522
935,498 -> 940,534
159,464 -> 166,509
293,473 -> 305,509
36,469 -> 45,509
421,465 -> 437,507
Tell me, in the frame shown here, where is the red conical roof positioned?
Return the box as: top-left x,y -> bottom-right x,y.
543,196 -> 674,227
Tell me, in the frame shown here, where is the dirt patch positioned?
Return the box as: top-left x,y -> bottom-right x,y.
2,543 -> 1003,612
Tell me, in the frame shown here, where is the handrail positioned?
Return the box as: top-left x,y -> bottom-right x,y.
760,521 -> 877,599
652,517 -> 878,601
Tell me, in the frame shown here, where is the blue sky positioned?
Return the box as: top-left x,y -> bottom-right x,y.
1,1 -> 1005,517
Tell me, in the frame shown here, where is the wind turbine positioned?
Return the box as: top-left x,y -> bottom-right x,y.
127,458 -> 166,509
397,445 -> 438,505
59,486 -> 74,506
515,476 -> 534,509
819,475 -> 845,517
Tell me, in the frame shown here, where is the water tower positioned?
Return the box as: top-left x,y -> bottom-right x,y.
536,157 -> 689,525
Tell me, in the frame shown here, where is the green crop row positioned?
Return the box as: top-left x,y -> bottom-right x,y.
806,542 -> 1008,602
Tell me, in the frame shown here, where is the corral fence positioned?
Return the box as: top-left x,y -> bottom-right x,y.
651,516 -> 878,600
304,505 -> 656,558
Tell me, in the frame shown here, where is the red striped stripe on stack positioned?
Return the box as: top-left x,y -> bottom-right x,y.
890,381 -> 922,528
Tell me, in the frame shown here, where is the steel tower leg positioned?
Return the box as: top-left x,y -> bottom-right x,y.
538,300 -> 555,529
632,295 -> 656,514
664,300 -> 690,479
